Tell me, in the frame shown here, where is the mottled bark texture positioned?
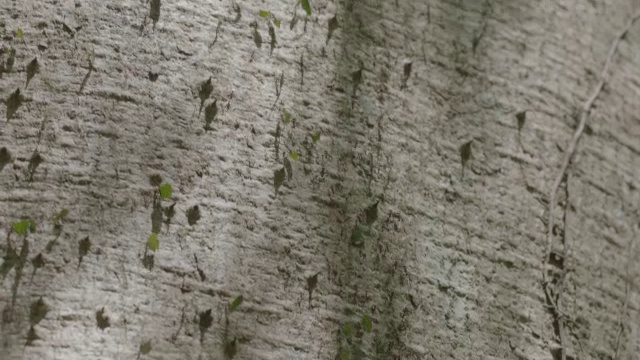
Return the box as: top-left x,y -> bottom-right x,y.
1,0 -> 639,359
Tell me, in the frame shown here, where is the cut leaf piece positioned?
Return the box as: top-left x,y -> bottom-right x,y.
140,340 -> 152,354
327,16 -> 338,44
364,201 -> 378,225
158,183 -> 173,199
282,110 -> 291,124
274,167 -> 286,194
53,208 -> 69,223
516,111 -> 526,131
6,88 -> 24,121
147,233 -> 159,251
229,295 -> 243,312
13,219 -> 35,236
300,0 -> 311,16
460,140 -> 472,167
96,308 -> 110,330
283,156 -> 293,181
342,322 -> 354,337
362,314 -> 373,332
29,297 -> 49,326
350,224 -> 368,246
186,205 -> 201,225
26,57 -> 39,88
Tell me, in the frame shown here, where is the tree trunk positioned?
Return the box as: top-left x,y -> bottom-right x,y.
1,0 -> 639,359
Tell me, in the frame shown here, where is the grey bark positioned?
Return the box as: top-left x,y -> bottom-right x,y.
1,0 -> 639,359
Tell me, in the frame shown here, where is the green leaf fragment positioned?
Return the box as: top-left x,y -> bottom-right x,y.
158,183 -> 173,199
13,219 -> 35,236
361,314 -> 373,332
289,152 -> 299,161
259,10 -> 271,18
339,347 -> 351,360
13,220 -> 29,236
53,208 -> 69,223
140,340 -> 152,355
311,132 -> 321,143
300,0 -> 311,16
274,19 -> 281,28
229,295 -> 243,312
147,233 -> 159,251
16,28 -> 24,39
29,298 -> 48,326
282,110 -> 291,124
342,322 -> 354,337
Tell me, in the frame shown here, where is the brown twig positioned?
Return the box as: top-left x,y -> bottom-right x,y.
542,11 -> 640,360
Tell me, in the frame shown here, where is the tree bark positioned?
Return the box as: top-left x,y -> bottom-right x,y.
1,0 -> 639,359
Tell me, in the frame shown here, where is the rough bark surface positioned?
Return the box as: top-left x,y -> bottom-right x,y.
0,0 -> 639,359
